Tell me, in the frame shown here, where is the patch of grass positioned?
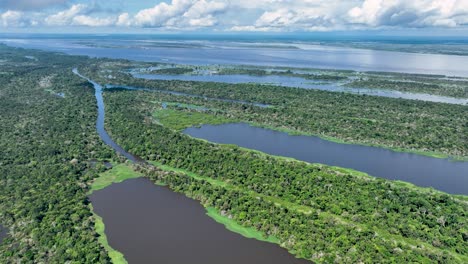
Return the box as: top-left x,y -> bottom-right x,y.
153,108 -> 232,131
90,205 -> 127,264
89,163 -> 142,193
205,207 -> 280,244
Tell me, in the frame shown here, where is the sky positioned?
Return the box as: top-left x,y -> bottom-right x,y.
1,0 -> 468,34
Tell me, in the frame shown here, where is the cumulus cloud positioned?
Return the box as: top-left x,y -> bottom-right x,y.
72,15 -> 115,27
347,0 -> 468,28
44,4 -> 117,27
1,0 -> 468,31
44,4 -> 87,26
231,1 -> 346,31
128,0 -> 228,28
1,10 -> 38,27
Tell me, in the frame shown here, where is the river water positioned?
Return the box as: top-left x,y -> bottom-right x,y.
78,70 -> 311,263
89,177 -> 311,264
0,225 -> 7,244
133,73 -> 468,105
184,123 -> 468,195
72,69 -> 142,163
3,37 -> 468,77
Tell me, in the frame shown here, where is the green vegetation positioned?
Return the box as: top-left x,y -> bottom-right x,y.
347,75 -> 468,98
0,45 -> 114,263
206,207 -> 280,244
153,107 -> 233,131
1,43 -> 467,263
91,205 -> 127,264
88,63 -> 467,158
88,163 -> 142,264
127,63 -> 468,98
104,88 -> 468,263
150,67 -> 194,75
89,163 -> 142,192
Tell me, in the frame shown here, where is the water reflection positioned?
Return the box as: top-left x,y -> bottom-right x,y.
72,69 -> 143,163
90,178 -> 311,264
184,123 -> 468,195
133,73 -> 467,105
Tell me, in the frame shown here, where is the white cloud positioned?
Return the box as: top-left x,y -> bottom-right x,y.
347,0 -> 468,28
1,0 -> 468,31
72,15 -> 115,27
129,0 -> 228,28
116,13 -> 131,27
1,10 -> 24,27
133,0 -> 193,27
44,4 -> 87,26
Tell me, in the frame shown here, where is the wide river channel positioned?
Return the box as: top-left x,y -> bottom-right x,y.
184,123 -> 468,195
5,37 -> 468,77
133,72 -> 468,105
74,70 -> 311,263
89,178 -> 310,264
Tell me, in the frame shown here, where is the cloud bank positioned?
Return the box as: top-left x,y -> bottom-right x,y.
1,0 -> 467,31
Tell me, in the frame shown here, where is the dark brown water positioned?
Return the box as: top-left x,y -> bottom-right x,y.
89,177 -> 311,264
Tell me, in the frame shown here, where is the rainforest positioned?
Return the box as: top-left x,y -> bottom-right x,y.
0,33 -> 467,264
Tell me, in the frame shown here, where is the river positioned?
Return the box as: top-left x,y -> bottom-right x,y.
0,225 -> 7,244
73,69 -> 143,163
4,36 -> 468,77
133,73 -> 468,105
89,178 -> 310,264
76,69 -> 311,263
184,123 -> 468,195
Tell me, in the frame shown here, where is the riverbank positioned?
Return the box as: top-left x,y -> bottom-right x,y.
88,163 -> 143,264
247,122 -> 467,161
152,106 -> 467,161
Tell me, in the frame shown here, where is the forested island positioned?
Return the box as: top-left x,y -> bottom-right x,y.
127,63 -> 468,98
0,44 -> 467,263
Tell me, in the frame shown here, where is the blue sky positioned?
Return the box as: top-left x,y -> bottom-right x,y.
1,0 -> 468,34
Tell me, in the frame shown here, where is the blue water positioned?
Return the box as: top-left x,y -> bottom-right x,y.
72,69 -> 143,163
133,73 -> 468,105
184,123 -> 468,195
2,34 -> 468,77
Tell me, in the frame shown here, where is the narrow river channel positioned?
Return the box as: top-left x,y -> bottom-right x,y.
0,225 -> 7,244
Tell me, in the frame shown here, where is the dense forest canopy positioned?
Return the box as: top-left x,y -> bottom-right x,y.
0,44 -> 466,263
85,61 -> 468,158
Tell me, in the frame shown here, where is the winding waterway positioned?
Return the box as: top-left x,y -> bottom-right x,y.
73,69 -> 142,163
75,69 -> 311,263
0,225 -> 7,244
89,178 -> 311,264
184,123 -> 468,195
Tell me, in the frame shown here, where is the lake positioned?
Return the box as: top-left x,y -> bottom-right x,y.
89,177 -> 311,264
184,123 -> 468,195
3,37 -> 468,77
